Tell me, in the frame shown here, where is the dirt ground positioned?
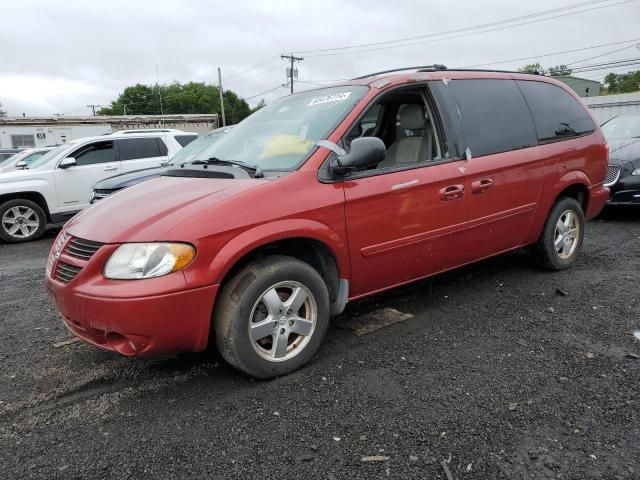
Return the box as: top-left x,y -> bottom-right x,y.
1,207 -> 639,479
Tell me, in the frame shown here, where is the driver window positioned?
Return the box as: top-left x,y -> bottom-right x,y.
72,141 -> 114,167
343,88 -> 445,173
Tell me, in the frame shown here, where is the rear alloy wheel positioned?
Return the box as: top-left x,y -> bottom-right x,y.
534,196 -> 585,270
0,199 -> 46,243
214,255 -> 330,378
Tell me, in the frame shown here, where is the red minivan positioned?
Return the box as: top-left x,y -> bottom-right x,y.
46,67 -> 609,378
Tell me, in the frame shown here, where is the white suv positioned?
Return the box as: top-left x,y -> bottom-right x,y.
0,130 -> 197,243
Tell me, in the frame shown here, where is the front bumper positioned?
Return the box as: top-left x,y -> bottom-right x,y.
608,175 -> 640,205
45,234 -> 218,356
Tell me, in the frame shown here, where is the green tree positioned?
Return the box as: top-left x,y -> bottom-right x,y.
519,62 -> 545,74
0,101 -> 6,117
547,64 -> 572,76
518,63 -> 572,76
251,99 -> 266,113
604,70 -> 640,94
98,82 -> 253,123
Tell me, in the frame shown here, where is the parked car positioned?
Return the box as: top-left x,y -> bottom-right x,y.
91,126 -> 232,202
0,130 -> 193,242
46,67 -> 609,378
0,148 -> 22,166
0,147 -> 55,173
601,113 -> 640,205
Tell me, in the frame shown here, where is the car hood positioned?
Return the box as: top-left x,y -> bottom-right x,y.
607,138 -> 640,167
94,166 -> 168,190
65,175 -> 266,243
0,167 -> 48,182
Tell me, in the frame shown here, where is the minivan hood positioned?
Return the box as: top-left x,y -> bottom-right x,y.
66,176 -> 266,243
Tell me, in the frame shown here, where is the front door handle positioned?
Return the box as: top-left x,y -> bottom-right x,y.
471,178 -> 494,194
103,165 -> 118,171
439,184 -> 465,201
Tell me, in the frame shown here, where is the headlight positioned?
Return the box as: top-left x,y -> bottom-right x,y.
632,168 -> 640,176
104,243 -> 195,280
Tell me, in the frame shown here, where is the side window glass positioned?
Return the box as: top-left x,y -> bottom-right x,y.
517,80 -> 595,142
118,138 -> 161,161
73,141 -> 114,166
447,79 -> 537,158
342,87 -> 446,174
175,135 -> 197,147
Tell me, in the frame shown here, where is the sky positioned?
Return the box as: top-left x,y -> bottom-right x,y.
1,0 -> 639,117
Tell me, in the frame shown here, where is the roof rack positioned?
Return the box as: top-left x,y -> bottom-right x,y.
352,65 -> 540,80
352,64 -> 447,80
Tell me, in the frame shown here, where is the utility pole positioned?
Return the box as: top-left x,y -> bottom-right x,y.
218,67 -> 226,127
86,104 -> 100,116
155,64 -> 164,124
281,54 -> 303,94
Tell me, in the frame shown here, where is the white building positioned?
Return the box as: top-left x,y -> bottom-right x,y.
582,92 -> 640,124
0,114 -> 218,149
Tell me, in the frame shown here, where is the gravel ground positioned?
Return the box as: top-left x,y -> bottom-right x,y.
1,208 -> 639,480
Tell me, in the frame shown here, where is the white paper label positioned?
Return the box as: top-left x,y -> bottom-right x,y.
307,92 -> 351,106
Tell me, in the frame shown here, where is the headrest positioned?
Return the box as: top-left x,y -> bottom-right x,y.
399,104 -> 426,130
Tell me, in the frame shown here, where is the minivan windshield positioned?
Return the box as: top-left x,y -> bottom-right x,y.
602,114 -> 640,139
192,86 -> 368,171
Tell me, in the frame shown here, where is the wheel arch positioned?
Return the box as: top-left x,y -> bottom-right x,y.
0,191 -> 51,221
208,220 -> 350,318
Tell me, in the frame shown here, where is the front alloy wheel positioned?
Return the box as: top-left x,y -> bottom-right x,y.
0,199 -> 46,243
215,255 -> 330,378
249,281 -> 317,362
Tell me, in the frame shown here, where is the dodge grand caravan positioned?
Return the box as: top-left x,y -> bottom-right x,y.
46,67 -> 609,378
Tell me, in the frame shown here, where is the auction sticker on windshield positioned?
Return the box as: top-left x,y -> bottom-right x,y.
308,92 -> 352,106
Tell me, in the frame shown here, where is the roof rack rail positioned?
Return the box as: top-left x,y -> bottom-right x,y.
352,64 -> 447,80
444,68 -> 540,75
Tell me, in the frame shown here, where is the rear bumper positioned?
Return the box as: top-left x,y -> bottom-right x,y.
47,279 -> 219,356
586,184 -> 610,220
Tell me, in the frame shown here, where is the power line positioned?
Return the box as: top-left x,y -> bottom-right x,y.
299,0 -> 636,58
242,85 -> 285,101
225,63 -> 283,87
224,56 -> 281,83
566,43 -> 640,65
461,38 -> 640,68
292,0 -> 633,56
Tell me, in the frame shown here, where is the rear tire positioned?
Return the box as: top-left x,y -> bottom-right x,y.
534,196 -> 585,270
0,199 -> 47,243
214,255 -> 330,379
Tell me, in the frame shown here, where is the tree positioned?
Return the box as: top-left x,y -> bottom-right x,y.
251,99 -> 266,113
0,101 -> 6,117
519,62 -> 545,75
547,64 -> 572,76
518,63 -> 572,76
604,70 -> 640,94
97,82 -> 253,123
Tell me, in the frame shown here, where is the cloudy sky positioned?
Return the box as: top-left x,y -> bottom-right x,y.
1,0 -> 638,116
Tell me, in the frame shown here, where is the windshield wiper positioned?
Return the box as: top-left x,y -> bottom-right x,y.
203,157 -> 264,178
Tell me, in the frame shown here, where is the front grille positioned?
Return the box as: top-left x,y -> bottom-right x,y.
63,237 -> 104,260
55,261 -> 82,284
91,189 -> 112,203
604,165 -> 621,187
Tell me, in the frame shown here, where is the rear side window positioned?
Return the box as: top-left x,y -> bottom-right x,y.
446,79 -> 537,157
517,81 -> 595,143
157,138 -> 168,156
175,135 -> 197,147
118,137 -> 161,161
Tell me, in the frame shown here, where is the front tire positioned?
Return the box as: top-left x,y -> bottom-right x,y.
534,196 -> 585,270
0,199 -> 47,243
214,255 -> 331,379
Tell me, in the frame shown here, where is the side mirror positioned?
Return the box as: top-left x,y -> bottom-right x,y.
59,157 -> 76,169
329,137 -> 386,176
15,160 -> 28,169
